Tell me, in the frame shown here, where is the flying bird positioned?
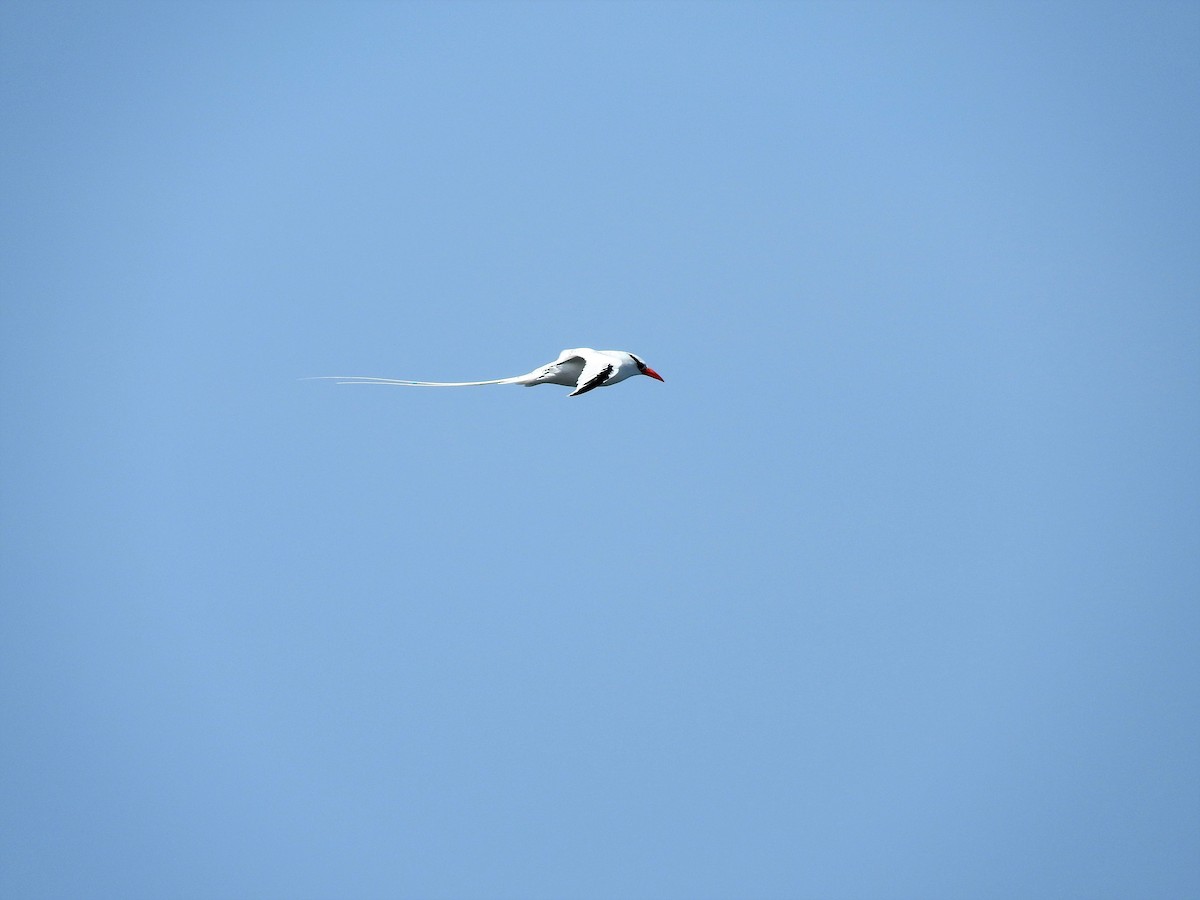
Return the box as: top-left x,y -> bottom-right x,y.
308,348 -> 664,398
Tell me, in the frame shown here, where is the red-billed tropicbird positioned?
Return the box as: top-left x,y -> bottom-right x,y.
309,348 -> 664,397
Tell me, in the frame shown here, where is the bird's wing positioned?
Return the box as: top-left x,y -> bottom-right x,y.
511,347 -> 613,389
568,350 -> 619,397
508,349 -> 587,387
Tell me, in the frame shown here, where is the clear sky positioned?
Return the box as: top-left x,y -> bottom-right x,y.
2,2 -> 1198,898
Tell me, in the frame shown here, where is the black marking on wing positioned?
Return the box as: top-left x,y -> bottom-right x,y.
572,363 -> 615,396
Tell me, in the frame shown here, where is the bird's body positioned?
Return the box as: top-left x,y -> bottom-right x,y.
309,348 -> 663,398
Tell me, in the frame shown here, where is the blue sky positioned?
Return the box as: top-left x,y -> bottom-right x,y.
2,2 -> 1198,898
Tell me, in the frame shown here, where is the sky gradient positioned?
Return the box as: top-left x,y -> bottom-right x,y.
2,2 -> 1198,898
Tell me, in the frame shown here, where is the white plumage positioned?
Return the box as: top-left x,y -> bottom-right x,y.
308,348 -> 664,398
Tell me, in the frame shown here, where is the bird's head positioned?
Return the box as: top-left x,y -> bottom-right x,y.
629,353 -> 664,383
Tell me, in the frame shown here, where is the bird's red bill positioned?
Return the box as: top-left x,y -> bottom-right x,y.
643,367 -> 664,382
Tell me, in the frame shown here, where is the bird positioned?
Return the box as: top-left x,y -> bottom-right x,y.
307,348 -> 664,398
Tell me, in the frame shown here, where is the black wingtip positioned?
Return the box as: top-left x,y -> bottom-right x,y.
570,364 -> 615,397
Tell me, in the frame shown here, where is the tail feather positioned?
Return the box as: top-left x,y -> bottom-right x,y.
302,375 -> 525,387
